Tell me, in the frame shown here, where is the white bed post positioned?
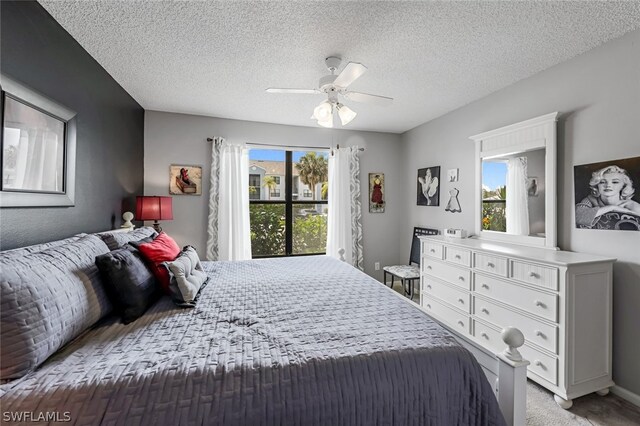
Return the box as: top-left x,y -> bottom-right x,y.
497,327 -> 530,426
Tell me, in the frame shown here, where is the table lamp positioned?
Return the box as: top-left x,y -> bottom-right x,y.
136,196 -> 173,232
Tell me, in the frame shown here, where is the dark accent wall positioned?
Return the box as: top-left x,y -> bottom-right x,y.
0,1 -> 144,250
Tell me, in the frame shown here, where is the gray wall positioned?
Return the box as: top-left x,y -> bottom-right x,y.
401,29 -> 640,394
0,1 -> 144,250
144,110 -> 403,279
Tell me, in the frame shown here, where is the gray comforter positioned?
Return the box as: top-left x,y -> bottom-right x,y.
1,256 -> 504,425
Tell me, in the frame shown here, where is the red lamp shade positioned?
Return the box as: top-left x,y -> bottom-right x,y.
136,196 -> 173,232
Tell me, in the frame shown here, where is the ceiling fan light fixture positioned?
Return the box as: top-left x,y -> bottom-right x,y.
336,103 -> 357,126
316,116 -> 334,128
312,100 -> 333,121
317,112 -> 334,128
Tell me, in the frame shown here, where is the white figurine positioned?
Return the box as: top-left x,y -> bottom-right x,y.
121,211 -> 135,229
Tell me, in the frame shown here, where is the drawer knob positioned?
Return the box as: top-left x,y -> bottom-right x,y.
457,320 -> 464,327
481,283 -> 489,289
426,304 -> 431,309
487,262 -> 495,268
535,330 -> 546,339
430,248 -> 436,253
534,360 -> 543,367
458,276 -> 465,281
481,308 -> 489,314
426,285 -> 432,289
458,298 -> 465,304
455,254 -> 461,259
529,272 -> 539,278
426,265 -> 432,270
535,300 -> 545,308
480,332 -> 489,339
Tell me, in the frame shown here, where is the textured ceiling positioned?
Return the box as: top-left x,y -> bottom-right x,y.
39,1 -> 640,134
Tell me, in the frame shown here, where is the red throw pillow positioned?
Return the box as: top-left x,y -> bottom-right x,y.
137,232 -> 181,291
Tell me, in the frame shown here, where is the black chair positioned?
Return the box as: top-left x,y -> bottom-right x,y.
383,227 -> 439,300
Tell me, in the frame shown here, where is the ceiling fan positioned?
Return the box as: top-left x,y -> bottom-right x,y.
266,56 -> 393,128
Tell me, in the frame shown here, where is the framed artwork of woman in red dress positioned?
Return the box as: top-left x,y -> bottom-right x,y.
369,173 -> 385,213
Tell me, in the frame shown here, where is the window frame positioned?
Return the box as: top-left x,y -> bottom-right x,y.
250,150 -> 328,258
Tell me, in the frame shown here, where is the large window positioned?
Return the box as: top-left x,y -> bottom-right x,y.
249,149 -> 328,257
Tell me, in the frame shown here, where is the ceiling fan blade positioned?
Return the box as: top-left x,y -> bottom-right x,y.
266,88 -> 320,94
343,91 -> 393,106
333,62 -> 367,88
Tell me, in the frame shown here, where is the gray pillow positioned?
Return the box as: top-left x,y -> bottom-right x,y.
96,246 -> 159,324
98,227 -> 158,251
1,233 -> 87,259
0,234 -> 112,379
162,246 -> 209,307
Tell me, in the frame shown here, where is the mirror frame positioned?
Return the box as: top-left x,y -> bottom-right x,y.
0,73 -> 77,207
470,112 -> 559,249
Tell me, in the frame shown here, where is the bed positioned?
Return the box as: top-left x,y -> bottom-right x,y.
1,254 -> 511,425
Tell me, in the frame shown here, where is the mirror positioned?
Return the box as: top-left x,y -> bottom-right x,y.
481,148 -> 545,237
471,112 -> 558,249
0,73 -> 76,207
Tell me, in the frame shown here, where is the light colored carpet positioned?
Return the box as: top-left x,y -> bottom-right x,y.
386,284 -> 640,425
527,380 -> 640,425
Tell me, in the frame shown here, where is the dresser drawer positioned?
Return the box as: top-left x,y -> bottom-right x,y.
520,341 -> 558,386
510,260 -> 559,291
423,278 -> 470,313
473,297 -> 558,353
474,252 -> 508,277
473,320 -> 558,386
423,296 -> 470,334
474,273 -> 558,322
423,241 -> 444,260
445,246 -> 472,267
423,260 -> 471,290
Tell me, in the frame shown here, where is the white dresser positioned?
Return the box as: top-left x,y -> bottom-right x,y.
419,235 -> 615,408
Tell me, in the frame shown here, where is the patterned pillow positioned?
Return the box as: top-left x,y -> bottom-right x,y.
162,246 -> 209,307
0,235 -> 112,379
95,246 -> 160,324
98,227 -> 158,251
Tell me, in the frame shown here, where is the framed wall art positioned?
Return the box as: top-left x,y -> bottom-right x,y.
447,168 -> 459,182
574,156 -> 640,231
369,173 -> 385,213
417,166 -> 440,206
526,177 -> 539,197
170,164 -> 202,195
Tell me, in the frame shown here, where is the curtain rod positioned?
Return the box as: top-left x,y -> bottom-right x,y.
206,138 -> 365,151
335,144 -> 365,151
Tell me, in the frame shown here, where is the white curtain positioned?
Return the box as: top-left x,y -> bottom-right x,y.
206,137 -> 252,261
506,156 -> 530,236
326,146 -> 363,270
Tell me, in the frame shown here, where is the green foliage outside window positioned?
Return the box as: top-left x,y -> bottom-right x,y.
482,185 -> 506,232
293,209 -> 327,254
250,204 -> 327,256
250,204 -> 285,256
482,203 -> 506,232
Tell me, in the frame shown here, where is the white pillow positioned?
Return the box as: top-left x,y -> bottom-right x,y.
162,246 -> 208,307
